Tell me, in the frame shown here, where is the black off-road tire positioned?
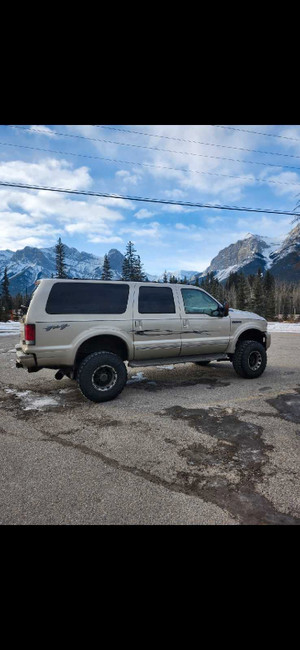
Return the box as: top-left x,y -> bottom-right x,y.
194,360 -> 211,366
77,351 -> 127,402
232,340 -> 267,379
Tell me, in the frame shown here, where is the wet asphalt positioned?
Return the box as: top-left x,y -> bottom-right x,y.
0,332 -> 299,525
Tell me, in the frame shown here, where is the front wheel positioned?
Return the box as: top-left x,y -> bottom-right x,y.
77,351 -> 127,402
232,340 -> 267,379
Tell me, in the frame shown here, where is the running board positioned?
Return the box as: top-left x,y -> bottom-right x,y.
128,353 -> 230,368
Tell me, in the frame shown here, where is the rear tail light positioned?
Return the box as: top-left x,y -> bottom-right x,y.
24,324 -> 36,345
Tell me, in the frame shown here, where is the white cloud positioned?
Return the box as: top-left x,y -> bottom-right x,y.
119,221 -> 162,240
0,158 -> 91,190
87,235 -> 123,244
175,223 -> 190,230
0,211 -> 59,250
115,168 -> 142,186
0,158 -> 128,251
257,170 -> 300,197
163,188 -> 186,199
29,125 -> 56,138
134,208 -> 155,219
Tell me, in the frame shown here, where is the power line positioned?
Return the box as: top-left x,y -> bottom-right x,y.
2,140 -> 300,189
9,125 -> 300,163
3,138 -> 300,175
93,125 -> 300,160
212,125 -> 300,142
0,180 -> 299,218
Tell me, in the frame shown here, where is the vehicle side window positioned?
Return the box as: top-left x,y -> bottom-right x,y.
138,286 -> 176,314
46,283 -> 129,314
181,289 -> 219,316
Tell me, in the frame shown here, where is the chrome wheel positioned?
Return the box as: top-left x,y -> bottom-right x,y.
92,365 -> 118,391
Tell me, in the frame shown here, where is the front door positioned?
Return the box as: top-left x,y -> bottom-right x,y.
133,285 -> 182,359
179,287 -> 230,356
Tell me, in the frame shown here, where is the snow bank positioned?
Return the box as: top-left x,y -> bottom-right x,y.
0,320 -> 21,335
267,322 -> 300,333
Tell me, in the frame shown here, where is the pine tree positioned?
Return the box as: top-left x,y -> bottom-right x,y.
163,270 -> 168,283
55,237 -> 68,278
121,242 -> 146,281
101,254 -> 113,280
263,270 -> 276,320
122,241 -> 136,280
133,254 -> 147,281
0,267 -> 12,321
253,270 -> 264,316
236,273 -> 248,310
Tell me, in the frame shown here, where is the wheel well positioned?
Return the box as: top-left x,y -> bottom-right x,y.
75,335 -> 128,366
237,329 -> 266,348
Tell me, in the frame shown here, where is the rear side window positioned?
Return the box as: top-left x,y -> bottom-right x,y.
46,283 -> 129,314
138,286 -> 175,314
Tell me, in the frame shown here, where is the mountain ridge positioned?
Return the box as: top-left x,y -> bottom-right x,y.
1,223 -> 300,295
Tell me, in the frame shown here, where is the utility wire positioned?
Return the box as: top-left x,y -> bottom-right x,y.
0,180 -> 299,218
93,125 -> 300,160
2,139 -> 300,174
2,139 -> 300,189
212,125 -> 300,142
9,124 -> 300,162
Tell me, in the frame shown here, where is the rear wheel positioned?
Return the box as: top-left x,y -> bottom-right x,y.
232,340 -> 267,379
77,351 -> 127,402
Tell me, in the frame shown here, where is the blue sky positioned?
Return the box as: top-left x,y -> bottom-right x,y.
0,124 -> 299,274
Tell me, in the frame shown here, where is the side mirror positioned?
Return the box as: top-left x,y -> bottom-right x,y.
223,301 -> 229,317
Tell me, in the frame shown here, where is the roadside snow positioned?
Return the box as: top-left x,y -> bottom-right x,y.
0,321 -> 20,335
4,388 -> 60,410
127,371 -> 147,384
267,322 -> 300,333
156,365 -> 175,370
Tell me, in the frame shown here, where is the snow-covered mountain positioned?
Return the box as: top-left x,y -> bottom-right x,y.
202,233 -> 283,282
0,245 -> 125,295
1,223 -> 300,295
150,269 -> 199,283
267,224 -> 300,282
195,226 -> 300,283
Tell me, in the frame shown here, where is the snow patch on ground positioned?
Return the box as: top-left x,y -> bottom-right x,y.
127,372 -> 148,384
4,388 -> 60,410
156,365 -> 175,370
0,321 -> 21,336
267,322 -> 300,333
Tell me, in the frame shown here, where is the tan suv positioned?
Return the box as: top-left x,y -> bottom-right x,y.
15,279 -> 271,402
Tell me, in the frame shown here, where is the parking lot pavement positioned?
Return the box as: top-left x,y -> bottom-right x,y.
0,332 -> 299,525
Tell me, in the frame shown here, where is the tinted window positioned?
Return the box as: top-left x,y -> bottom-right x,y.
46,283 -> 129,314
138,286 -> 175,314
181,289 -> 219,316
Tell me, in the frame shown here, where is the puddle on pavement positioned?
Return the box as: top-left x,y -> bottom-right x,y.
161,405 -> 299,525
127,374 -> 230,391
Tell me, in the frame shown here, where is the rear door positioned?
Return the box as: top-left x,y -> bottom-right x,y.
179,287 -> 230,355
133,284 -> 182,359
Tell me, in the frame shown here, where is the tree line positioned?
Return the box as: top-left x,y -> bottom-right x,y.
1,237 -> 300,321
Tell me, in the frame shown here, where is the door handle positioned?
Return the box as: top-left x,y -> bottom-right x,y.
183,319 -> 189,328
135,319 -> 142,329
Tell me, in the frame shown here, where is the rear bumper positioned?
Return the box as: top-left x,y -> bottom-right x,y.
15,344 -> 37,369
